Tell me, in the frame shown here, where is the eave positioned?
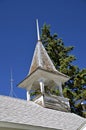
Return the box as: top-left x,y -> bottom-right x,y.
18,67 -> 70,90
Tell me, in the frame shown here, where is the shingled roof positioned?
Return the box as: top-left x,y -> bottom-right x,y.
28,40 -> 69,79
0,95 -> 85,130
29,40 -> 57,74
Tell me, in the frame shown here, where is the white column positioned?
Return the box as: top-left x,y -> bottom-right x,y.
59,82 -> 63,97
39,80 -> 45,94
39,80 -> 45,106
27,91 -> 30,101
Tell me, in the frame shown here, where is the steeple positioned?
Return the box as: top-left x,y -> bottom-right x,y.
18,20 -> 70,112
9,69 -> 17,98
29,20 -> 61,75
9,69 -> 14,97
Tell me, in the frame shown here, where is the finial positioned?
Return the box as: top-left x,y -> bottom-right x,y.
36,19 -> 40,41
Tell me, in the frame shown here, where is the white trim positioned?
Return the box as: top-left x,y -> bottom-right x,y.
80,124 -> 86,130
77,122 -> 86,130
0,121 -> 57,130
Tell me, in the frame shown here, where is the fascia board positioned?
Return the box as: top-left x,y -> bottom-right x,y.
0,121 -> 59,130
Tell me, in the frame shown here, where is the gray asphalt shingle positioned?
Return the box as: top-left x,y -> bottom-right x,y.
0,95 -> 85,130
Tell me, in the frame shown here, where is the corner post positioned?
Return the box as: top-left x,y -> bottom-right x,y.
39,80 -> 45,94
27,91 -> 30,101
59,82 -> 63,97
39,79 -> 45,106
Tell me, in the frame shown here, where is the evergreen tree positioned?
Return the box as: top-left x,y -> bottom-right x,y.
41,24 -> 86,117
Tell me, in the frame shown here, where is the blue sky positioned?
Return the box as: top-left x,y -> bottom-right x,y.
0,0 -> 86,99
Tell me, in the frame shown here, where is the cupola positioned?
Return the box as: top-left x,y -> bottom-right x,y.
18,20 -> 70,112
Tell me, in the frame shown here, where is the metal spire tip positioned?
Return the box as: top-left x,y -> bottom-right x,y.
36,19 -> 40,41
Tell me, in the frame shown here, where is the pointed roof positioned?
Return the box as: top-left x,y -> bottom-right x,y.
29,20 -> 69,79
29,40 -> 57,75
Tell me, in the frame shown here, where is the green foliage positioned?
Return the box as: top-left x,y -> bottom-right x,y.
41,24 -> 76,74
63,87 -> 76,99
41,23 -> 86,117
81,90 -> 86,99
50,89 -> 60,96
45,86 -> 60,96
74,69 -> 86,88
31,86 -> 60,98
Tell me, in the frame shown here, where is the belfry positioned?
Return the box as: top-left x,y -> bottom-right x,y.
18,20 -> 70,112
